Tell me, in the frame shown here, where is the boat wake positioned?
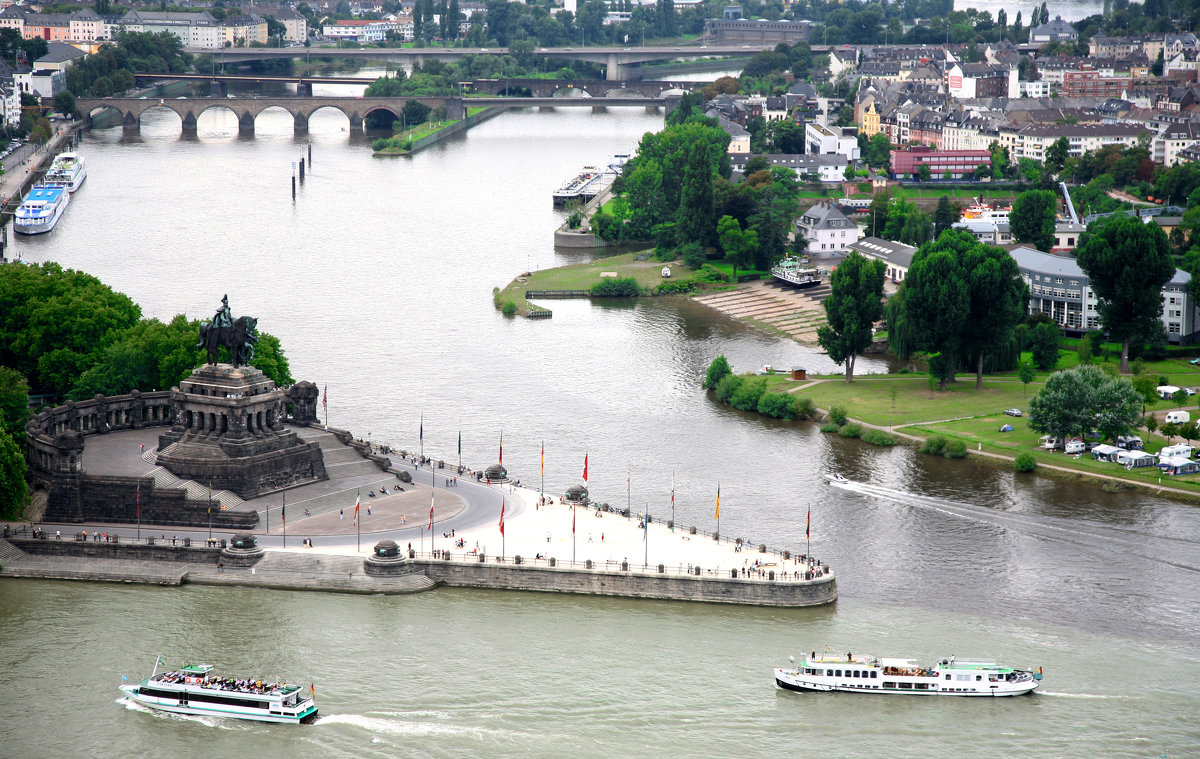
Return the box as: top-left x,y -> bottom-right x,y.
1035,691 -> 1130,699
313,712 -> 501,738
830,480 -> 1200,574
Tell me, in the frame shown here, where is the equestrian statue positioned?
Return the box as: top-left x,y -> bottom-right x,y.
197,294 -> 259,367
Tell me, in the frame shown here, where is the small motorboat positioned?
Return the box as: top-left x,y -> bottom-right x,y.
824,473 -> 848,484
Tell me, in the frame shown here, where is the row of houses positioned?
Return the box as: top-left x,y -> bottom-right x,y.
0,7 -> 309,49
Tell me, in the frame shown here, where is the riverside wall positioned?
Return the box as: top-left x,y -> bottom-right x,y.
2,540 -> 837,607
406,106 -> 508,154
412,557 -> 837,607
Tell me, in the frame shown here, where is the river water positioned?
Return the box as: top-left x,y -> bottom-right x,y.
2,102 -> 1198,757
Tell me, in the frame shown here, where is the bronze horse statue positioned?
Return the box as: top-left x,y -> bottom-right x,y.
198,315 -> 259,367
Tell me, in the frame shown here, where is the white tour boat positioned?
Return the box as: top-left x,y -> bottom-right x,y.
771,256 -> 821,288
44,152 -> 87,192
120,659 -> 318,723
13,183 -> 69,234
774,650 -> 1041,697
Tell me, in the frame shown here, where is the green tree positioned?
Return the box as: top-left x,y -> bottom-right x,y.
1030,321 -> 1061,370
53,91 -> 76,117
817,251 -> 887,382
1045,137 -> 1069,172
899,209 -> 933,246
402,99 -> 432,126
963,244 -> 1027,388
1010,189 -> 1057,251
0,366 -> 29,440
718,215 -> 758,282
902,238 -> 969,389
0,427 -> 27,520
1018,361 -> 1036,397
934,195 -> 957,237
703,355 -> 732,390
917,163 -> 932,182
676,141 -> 717,248
1028,365 -> 1142,445
1075,215 -> 1175,374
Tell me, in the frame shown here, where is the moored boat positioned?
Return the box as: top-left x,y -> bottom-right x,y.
14,183 -> 69,235
44,152 -> 87,192
774,650 -> 1041,696
553,166 -> 601,205
120,658 -> 318,723
771,256 -> 821,288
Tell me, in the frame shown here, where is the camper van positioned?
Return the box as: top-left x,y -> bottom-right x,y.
1064,439 -> 1086,455
1038,435 -> 1063,450
1158,444 -> 1195,460
1165,411 -> 1191,425
1116,435 -> 1143,450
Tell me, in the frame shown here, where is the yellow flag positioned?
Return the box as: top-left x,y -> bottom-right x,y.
714,485 -> 720,520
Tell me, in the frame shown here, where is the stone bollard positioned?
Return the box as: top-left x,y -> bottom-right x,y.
667,520 -> 673,529
645,514 -> 652,524
147,535 -> 155,545
479,553 -> 486,562
409,549 -> 415,558
769,570 -> 775,580
621,560 -> 628,571
759,544 -> 766,553
514,555 -> 522,565
183,537 -> 191,547
783,550 -> 791,560
549,557 -> 556,567
694,566 -> 701,576
731,569 -> 738,578
689,526 -> 696,535
444,551 -> 451,561
713,532 -> 719,541
658,564 -> 665,573
586,559 -> 593,569
220,539 -> 227,549
112,534 -> 119,544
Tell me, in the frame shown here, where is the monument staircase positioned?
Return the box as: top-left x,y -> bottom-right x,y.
274,428 -> 401,522
142,449 -> 246,512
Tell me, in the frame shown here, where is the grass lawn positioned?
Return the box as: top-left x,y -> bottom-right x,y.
707,261 -> 767,280
497,251 -> 664,314
765,374 -> 1040,427
891,187 -> 1015,200
906,415 -> 1200,494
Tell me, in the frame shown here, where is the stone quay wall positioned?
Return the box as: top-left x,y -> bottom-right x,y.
412,557 -> 837,607
13,537 -> 223,563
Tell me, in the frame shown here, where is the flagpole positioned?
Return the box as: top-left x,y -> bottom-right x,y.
627,461 -> 630,515
715,482 -> 720,539
457,425 -> 461,473
419,413 -> 424,462
540,439 -> 544,506
136,479 -> 141,543
282,490 -> 286,548
670,470 -> 675,533
430,459 -> 436,556
356,488 -> 361,553
644,503 -> 648,569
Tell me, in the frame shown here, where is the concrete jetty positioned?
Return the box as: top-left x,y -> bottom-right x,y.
7,423 -> 835,607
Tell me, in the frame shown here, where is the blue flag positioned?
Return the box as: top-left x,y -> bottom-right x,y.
121,674 -> 129,682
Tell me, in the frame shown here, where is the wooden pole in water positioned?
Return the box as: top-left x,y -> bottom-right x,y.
299,156 -> 305,181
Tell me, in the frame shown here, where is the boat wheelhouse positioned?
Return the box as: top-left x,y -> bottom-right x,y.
44,152 -> 87,192
771,256 -> 821,288
120,661 -> 318,724
14,183 -> 69,235
774,651 -> 1040,697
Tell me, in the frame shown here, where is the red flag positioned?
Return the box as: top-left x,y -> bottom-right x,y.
353,490 -> 360,527
499,499 -> 505,535
806,507 -> 810,540
428,500 -> 435,530
572,504 -> 576,534
499,431 -> 503,465
322,385 -> 327,411
583,453 -> 588,483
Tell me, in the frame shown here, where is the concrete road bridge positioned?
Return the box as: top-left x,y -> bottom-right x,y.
189,44 -> 773,80
135,72 -> 708,99
77,94 -> 675,136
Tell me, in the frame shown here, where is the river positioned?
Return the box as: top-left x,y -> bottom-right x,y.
2,102 -> 1198,757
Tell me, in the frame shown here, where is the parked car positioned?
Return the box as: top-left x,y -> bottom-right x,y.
1189,357 -> 1200,365
1003,408 -> 1022,417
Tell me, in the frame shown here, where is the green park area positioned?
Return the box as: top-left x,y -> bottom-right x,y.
756,354 -> 1200,495
496,251 -> 688,315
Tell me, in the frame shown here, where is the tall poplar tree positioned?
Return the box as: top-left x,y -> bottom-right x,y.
676,141 -> 716,248
818,252 -> 886,383
962,244 -> 1027,388
1075,215 -> 1175,374
933,195 -> 957,237
1010,189 -> 1057,251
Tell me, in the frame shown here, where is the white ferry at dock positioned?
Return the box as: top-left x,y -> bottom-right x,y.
14,183 -> 69,234
120,660 -> 318,723
771,256 -> 821,288
774,650 -> 1041,696
44,152 -> 87,192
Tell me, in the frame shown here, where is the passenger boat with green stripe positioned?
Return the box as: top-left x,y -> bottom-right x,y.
120,659 -> 318,723
774,650 -> 1041,697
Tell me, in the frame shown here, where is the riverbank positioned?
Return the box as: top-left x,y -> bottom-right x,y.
373,105 -> 502,156
496,250 -> 709,316
759,360 -> 1200,502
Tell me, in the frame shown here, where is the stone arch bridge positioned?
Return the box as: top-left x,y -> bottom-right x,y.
464,78 -> 704,97
76,95 -> 465,135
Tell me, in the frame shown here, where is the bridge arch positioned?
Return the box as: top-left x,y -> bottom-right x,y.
550,85 -> 593,98
362,104 -> 401,129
